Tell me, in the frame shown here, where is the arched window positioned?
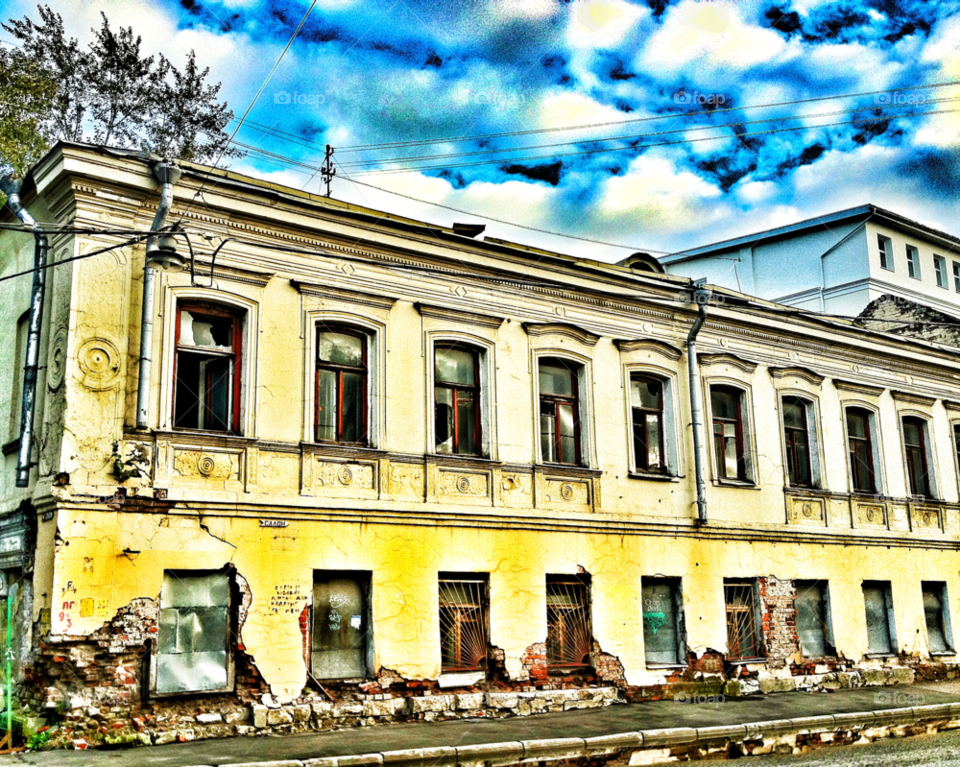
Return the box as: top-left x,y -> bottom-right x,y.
782,397 -> 813,487
846,407 -> 877,494
631,374 -> 665,473
711,385 -> 746,480
173,304 -> 243,433
902,416 -> 931,499
315,326 -> 368,444
539,358 -> 581,465
434,344 -> 481,455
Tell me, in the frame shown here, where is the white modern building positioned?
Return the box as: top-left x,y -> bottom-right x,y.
658,205 -> 960,318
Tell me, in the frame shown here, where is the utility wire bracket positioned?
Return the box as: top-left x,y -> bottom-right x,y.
321,145 -> 336,198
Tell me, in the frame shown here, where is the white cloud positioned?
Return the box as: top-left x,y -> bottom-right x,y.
566,0 -> 648,51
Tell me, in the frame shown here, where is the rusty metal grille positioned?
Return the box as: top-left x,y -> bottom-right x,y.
439,578 -> 488,672
724,581 -> 761,660
546,578 -> 592,667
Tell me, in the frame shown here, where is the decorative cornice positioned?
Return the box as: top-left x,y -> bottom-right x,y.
415,303 -> 504,329
697,352 -> 758,373
768,366 -> 825,386
293,280 -> 398,310
833,379 -> 885,398
891,390 -> 937,408
942,400 -> 960,414
522,322 -> 600,347
614,338 -> 683,361
188,261 -> 275,289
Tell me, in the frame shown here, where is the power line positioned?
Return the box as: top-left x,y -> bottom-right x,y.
338,97 -> 960,170
335,80 -> 960,152
0,236 -> 145,283
358,106 -> 960,175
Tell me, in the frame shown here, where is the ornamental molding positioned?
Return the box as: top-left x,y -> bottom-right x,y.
697,352 -> 758,373
189,261 -> 275,288
522,322 -> 600,347
833,379 -> 885,398
292,280 -> 398,310
768,366 -> 825,386
891,390 -> 936,408
943,399 -> 960,413
614,338 -> 683,361
415,302 -> 505,329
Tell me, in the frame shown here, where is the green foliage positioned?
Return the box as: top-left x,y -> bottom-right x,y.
0,3 -> 242,192
26,729 -> 51,750
110,440 -> 144,483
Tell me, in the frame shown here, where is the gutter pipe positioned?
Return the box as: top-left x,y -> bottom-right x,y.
136,161 -> 181,431
1,176 -> 48,489
686,286 -> 712,524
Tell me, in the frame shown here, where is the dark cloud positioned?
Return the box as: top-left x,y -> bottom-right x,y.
500,161 -> 564,185
773,142 -> 829,176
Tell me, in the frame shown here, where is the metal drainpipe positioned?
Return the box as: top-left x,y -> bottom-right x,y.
136,161 -> 182,431
686,286 -> 712,524
1,176 -> 48,488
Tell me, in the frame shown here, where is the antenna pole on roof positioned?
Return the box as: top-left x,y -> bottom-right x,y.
321,145 -> 336,198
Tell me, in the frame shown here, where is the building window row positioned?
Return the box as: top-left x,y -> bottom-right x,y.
153,570 -> 955,694
877,233 -> 952,290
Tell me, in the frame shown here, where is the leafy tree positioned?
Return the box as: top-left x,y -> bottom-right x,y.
1,3 -> 242,188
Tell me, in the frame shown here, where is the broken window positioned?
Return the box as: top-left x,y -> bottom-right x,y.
903,417 -> 932,499
711,386 -> 747,480
782,397 -> 813,487
539,359 -> 581,465
546,575 -> 592,668
922,582 -> 953,655
862,581 -> 897,655
796,580 -> 833,658
846,408 -> 877,494
435,346 -> 481,455
641,577 -> 684,666
724,579 -> 762,660
312,571 -> 371,679
315,327 -> 368,444
174,305 -> 243,433
631,375 -> 665,473
438,574 -> 489,672
156,571 -> 231,694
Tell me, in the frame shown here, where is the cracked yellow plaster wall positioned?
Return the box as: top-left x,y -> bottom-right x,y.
46,508 -> 960,700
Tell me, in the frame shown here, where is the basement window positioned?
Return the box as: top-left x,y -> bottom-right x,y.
312,571 -> 371,679
922,582 -> 954,655
173,304 -> 244,433
155,571 -> 232,695
724,579 -> 762,661
796,580 -> 835,658
546,574 -> 592,669
439,574 -> 489,673
863,580 -> 897,656
641,577 -> 684,666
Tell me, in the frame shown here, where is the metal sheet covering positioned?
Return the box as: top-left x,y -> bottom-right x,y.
157,572 -> 229,694
863,583 -> 894,655
642,579 -> 680,665
796,581 -> 829,658
312,574 -> 368,679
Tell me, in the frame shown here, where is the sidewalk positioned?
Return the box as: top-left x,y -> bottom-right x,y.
3,683 -> 959,767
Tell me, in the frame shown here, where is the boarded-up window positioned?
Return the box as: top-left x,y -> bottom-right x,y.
724,580 -> 761,660
156,571 -> 230,694
312,572 -> 370,679
863,581 -> 896,655
546,575 -> 592,668
796,581 -> 833,658
642,578 -> 683,665
439,574 -> 488,672
922,582 -> 953,654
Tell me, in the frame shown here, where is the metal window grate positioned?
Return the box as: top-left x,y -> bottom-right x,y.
546,578 -> 592,667
439,579 -> 488,672
724,581 -> 760,660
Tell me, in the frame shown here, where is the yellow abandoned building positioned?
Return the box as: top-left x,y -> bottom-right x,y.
0,142 -> 959,745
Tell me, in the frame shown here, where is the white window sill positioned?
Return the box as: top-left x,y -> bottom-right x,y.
864,653 -> 896,659
628,472 -> 677,483
645,663 -> 687,669
727,658 -> 767,666
930,651 -> 956,657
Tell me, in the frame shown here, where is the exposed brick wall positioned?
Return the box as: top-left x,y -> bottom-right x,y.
521,641 -> 548,686
759,576 -> 798,668
858,295 -> 960,347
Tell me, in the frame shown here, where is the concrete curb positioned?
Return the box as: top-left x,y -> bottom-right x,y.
178,702 -> 960,767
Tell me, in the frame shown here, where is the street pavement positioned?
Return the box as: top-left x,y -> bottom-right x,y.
1,683 -> 958,767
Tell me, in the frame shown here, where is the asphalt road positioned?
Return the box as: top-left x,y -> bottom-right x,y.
685,728 -> 960,766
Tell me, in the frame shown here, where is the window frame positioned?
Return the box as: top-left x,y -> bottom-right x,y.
845,406 -> 878,495
545,574 -> 593,670
434,344 -> 482,456
906,244 -> 921,279
921,581 -> 955,656
954,261 -> 960,293
641,576 -> 685,667
150,569 -> 235,698
877,234 -> 893,271
862,580 -> 897,656
723,579 -> 764,662
538,357 -> 583,466
172,302 -> 244,434
781,396 -> 815,488
935,255 -> 948,289
795,580 -> 835,659
630,373 -> 667,474
314,325 -> 370,445
902,415 -> 933,500
438,572 -> 490,674
709,384 -> 750,482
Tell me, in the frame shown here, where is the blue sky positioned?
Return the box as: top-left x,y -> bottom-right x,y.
2,0 -> 959,261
